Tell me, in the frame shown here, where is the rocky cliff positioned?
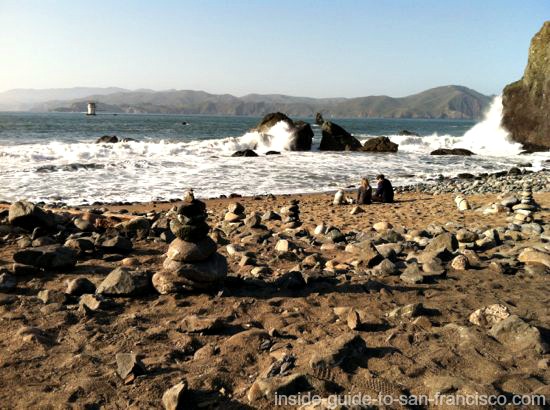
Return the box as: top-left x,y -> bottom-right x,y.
502,21 -> 550,151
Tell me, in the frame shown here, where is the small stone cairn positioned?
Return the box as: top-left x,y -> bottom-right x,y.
512,188 -> 538,225
280,199 -> 301,229
152,191 -> 227,293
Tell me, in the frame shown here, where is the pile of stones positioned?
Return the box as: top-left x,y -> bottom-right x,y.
511,188 -> 538,225
152,192 -> 227,293
280,200 -> 301,229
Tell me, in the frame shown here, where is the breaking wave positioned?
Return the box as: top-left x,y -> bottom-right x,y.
360,96 -> 523,157
0,98 -> 547,204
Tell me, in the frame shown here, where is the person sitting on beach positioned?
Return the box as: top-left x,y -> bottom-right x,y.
356,177 -> 372,204
372,174 -> 394,203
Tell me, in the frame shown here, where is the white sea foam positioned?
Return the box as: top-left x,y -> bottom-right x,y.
0,97 -> 547,204
379,96 -> 523,157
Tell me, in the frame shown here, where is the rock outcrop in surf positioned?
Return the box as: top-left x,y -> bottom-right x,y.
502,21 -> 550,151
362,136 -> 399,153
315,113 -> 362,151
253,113 -> 313,151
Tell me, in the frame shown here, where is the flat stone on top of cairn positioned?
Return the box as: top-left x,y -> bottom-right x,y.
153,191 -> 227,294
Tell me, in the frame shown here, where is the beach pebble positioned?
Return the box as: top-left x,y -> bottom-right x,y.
66,277 -> 96,296
451,255 -> 469,270
350,206 -> 363,215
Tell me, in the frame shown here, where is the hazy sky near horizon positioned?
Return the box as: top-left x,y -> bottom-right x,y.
0,0 -> 548,97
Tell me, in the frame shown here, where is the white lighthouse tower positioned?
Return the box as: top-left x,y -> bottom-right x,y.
87,102 -> 96,116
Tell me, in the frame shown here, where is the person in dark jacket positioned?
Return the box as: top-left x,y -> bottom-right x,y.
356,177 -> 372,204
373,174 -> 394,203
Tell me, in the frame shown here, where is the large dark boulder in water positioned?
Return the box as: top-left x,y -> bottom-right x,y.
316,113 -> 362,151
430,148 -> 475,156
252,112 -> 312,151
96,135 -> 119,143
255,112 -> 292,134
232,149 -> 259,157
362,136 -> 399,152
502,22 -> 550,152
291,120 -> 314,151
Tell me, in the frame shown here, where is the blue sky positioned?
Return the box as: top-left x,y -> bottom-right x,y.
0,0 -> 547,97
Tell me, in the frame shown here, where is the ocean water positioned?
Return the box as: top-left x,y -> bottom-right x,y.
0,97 -> 548,205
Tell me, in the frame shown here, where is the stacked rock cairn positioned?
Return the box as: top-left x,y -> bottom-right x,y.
280,199 -> 301,229
152,191 -> 227,293
512,188 -> 538,225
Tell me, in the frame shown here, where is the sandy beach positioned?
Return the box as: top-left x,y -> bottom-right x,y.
0,178 -> 549,408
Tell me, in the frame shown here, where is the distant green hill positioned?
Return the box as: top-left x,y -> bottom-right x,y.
39,85 -> 490,119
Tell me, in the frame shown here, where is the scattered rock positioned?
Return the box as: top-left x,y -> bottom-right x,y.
232,149 -> 259,157
400,262 -> 424,284
37,289 -> 67,304
518,248 -> 550,268
8,200 -> 55,231
79,294 -> 107,311
388,303 -> 423,319
451,254 -> 469,270
488,315 -> 547,354
162,381 -> 187,410
350,206 -> 363,215
116,353 -> 146,381
424,232 -> 458,254
275,239 -> 292,253
430,148 -> 475,156
98,235 -> 133,254
469,304 -> 510,327
66,277 -> 96,296
355,241 -> 384,267
96,267 -> 150,296
96,135 -> 118,143
13,245 -> 78,270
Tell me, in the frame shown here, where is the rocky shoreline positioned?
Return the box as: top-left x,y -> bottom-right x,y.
397,167 -> 550,195
0,175 -> 549,408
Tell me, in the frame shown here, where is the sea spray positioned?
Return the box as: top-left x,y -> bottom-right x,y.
230,121 -> 296,153
0,110 -> 547,204
366,96 -> 524,157
453,96 -> 523,156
